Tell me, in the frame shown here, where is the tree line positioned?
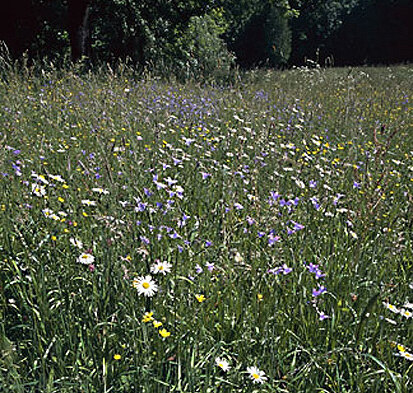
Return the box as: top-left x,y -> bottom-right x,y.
0,0 -> 411,75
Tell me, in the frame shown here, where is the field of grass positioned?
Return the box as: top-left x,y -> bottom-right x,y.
0,64 -> 412,392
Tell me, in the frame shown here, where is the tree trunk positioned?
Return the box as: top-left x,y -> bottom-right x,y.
68,0 -> 91,61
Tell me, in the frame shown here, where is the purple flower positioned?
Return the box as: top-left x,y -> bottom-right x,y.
268,264 -> 292,275
201,172 -> 211,179
307,263 -> 325,279
247,217 -> 255,225
270,191 -> 280,200
353,181 -> 361,189
268,234 -> 280,245
310,197 -> 321,210
136,202 -> 147,212
291,221 -> 305,231
234,203 -> 244,210
281,264 -> 292,274
312,285 -> 326,297
319,312 -> 329,320
195,264 -> 203,274
140,236 -> 150,245
205,262 -> 214,272
169,231 -> 180,239
309,180 -> 317,188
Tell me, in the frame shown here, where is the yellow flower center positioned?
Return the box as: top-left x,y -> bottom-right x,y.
252,373 -> 259,379
143,282 -> 150,289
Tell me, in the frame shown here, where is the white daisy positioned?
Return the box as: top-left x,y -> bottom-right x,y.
133,275 -> 158,297
92,187 -> 109,195
246,366 -> 268,384
383,302 -> 399,314
48,174 -> 66,183
150,261 -> 172,275
215,357 -> 231,372
400,309 -> 412,319
400,351 -> 413,361
81,199 -> 97,206
31,173 -> 49,185
77,253 -> 95,265
32,183 -> 46,197
42,208 -> 53,217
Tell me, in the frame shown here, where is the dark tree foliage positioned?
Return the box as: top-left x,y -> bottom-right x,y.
0,0 -> 411,69
328,0 -> 413,65
0,0 -> 38,57
289,0 -> 360,65
231,3 -> 291,68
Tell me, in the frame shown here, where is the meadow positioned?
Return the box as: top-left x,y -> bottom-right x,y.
0,64 -> 412,392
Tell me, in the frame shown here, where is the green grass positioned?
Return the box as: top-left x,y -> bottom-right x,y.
0,63 -> 412,392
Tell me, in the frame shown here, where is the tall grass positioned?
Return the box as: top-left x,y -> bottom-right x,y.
0,62 -> 412,392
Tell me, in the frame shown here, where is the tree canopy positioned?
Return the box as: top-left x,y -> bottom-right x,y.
0,0 -> 411,73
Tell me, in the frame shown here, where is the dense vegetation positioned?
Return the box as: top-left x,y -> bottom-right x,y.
0,0 -> 412,77
0,62 -> 412,392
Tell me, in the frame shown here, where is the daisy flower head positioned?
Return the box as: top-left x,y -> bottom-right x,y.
215,357 -> 231,372
400,351 -> 413,361
150,260 -> 172,275
247,366 -> 268,384
81,199 -> 97,206
77,252 -> 95,265
133,275 -> 158,297
32,183 -> 46,197
92,187 -> 109,195
48,174 -> 66,183
383,302 -> 399,314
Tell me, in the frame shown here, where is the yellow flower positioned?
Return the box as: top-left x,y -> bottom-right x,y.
142,311 -> 154,323
153,320 -> 163,328
113,354 -> 121,360
195,294 -> 206,303
159,328 -> 171,338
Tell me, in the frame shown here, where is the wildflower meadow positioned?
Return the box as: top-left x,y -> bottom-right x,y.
0,64 -> 412,392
